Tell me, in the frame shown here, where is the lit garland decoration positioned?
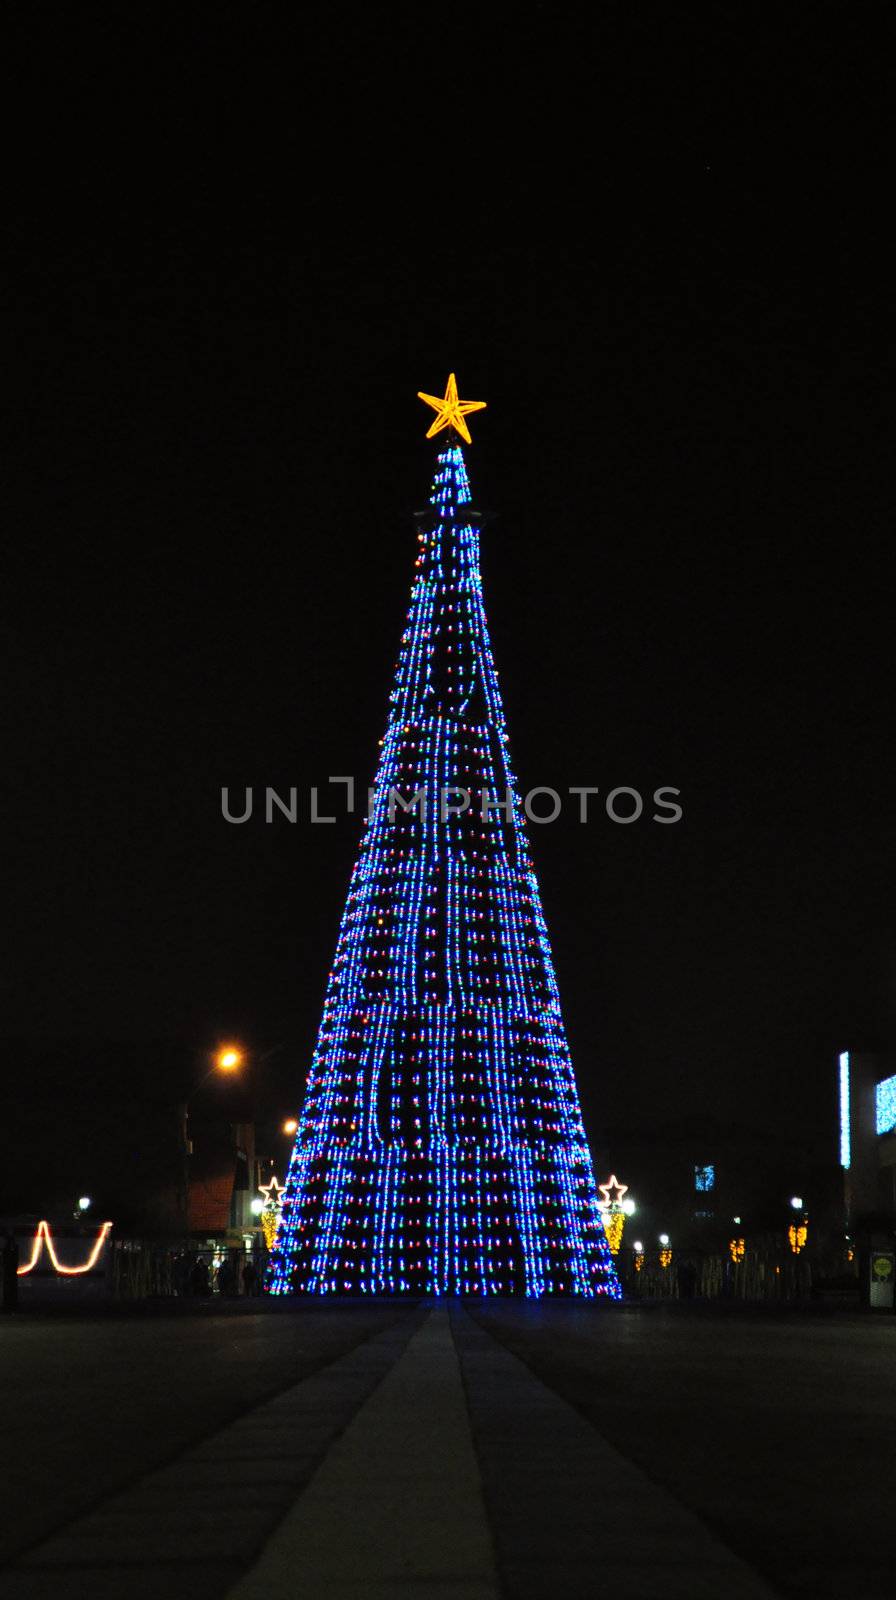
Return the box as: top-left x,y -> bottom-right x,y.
728,1237 -> 745,1263
788,1222 -> 808,1255
265,382 -> 620,1299
17,1220 -> 113,1276
597,1174 -> 628,1257
259,1174 -> 285,1251
659,1248 -> 673,1270
633,1252 -> 645,1273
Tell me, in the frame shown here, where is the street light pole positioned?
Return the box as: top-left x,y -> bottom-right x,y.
181,1045 -> 247,1237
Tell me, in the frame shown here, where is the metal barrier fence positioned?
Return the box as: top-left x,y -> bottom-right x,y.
622,1249 -> 824,1303
110,1239 -> 267,1299
107,1241 -> 858,1304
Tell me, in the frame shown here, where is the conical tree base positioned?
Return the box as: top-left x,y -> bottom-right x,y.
269,441 -> 620,1299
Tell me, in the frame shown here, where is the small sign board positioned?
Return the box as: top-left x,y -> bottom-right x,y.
869,1251 -> 895,1310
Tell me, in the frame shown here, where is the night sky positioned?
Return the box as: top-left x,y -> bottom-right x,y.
7,11 -> 893,1189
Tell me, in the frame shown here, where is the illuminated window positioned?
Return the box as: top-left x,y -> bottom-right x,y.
839,1051 -> 851,1167
694,1164 -> 715,1192
876,1072 -> 896,1136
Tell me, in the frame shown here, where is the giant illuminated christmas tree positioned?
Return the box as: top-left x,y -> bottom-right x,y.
268,376 -> 620,1297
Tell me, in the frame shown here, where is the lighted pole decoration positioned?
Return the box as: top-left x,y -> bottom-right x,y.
258,1173 -> 285,1251
179,1043 -> 248,1232
267,376 -> 620,1298
788,1195 -> 808,1255
597,1175 -> 632,1257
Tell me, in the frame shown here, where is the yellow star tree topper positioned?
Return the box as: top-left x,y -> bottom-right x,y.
417,372 -> 486,444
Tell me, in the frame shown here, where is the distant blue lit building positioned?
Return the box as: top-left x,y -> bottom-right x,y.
838,1050 -> 896,1223
876,1073 -> 896,1138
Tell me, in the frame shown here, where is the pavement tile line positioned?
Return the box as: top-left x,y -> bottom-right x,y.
1,1302 -> 795,1600
452,1307 -> 783,1600
0,1307 -> 427,1600
227,1305 -> 503,1600
0,1302 -> 424,1575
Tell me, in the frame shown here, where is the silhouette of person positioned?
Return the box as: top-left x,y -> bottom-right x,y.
190,1255 -> 210,1297
678,1259 -> 698,1300
2,1231 -> 20,1313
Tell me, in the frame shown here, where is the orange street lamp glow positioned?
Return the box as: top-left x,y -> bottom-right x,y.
216,1046 -> 244,1073
417,372 -> 486,444
282,1118 -> 298,1135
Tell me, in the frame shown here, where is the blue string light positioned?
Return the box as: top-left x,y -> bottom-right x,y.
267,442 -> 620,1298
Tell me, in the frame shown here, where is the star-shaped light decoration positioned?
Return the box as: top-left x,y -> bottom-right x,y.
417,372 -> 486,444
597,1174 -> 629,1210
259,1173 -> 285,1207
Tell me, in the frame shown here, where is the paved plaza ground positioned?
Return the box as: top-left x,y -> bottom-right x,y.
0,1300 -> 893,1598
